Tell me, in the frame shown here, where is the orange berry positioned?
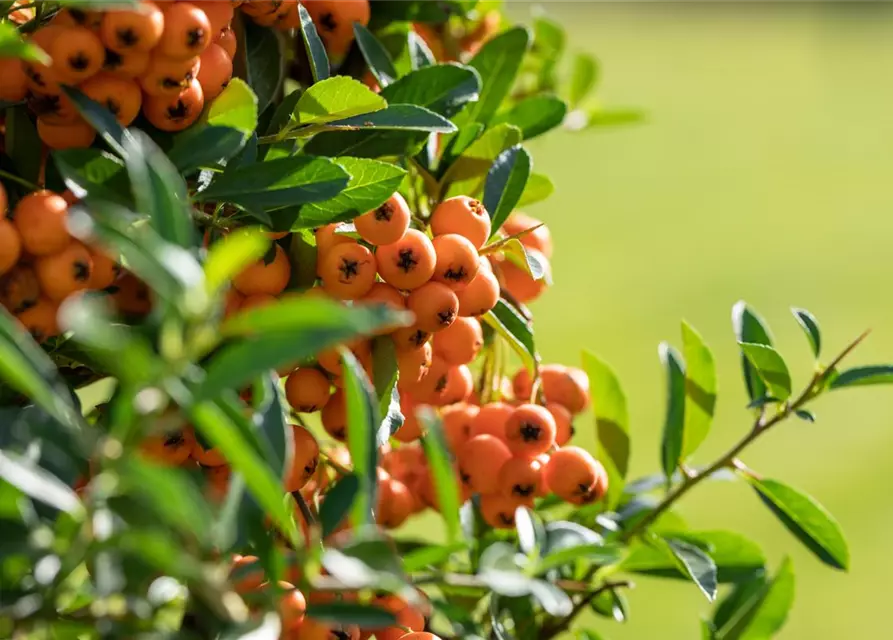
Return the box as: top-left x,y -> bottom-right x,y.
406,281 -> 458,333
35,242 -> 94,302
541,364 -> 590,414
547,402 -> 573,446
431,316 -> 483,367
469,402 -> 513,440
110,272 -> 152,315
376,476 -> 414,529
192,441 -> 227,467
37,118 -> 96,150
273,1 -> 302,29
52,7 -> 103,30
315,223 -> 352,254
441,402 -> 478,454
285,367 -> 332,413
79,72 -> 142,126
458,434 -> 511,494
86,245 -> 121,289
23,26 -> 65,95
432,233 -> 479,291
394,392 -> 423,443
372,595 -> 425,640
404,356 -> 447,404
101,47 -> 150,77
27,91 -> 80,125
480,492 -> 519,529
197,42 -> 232,101
140,427 -> 196,466
223,287 -> 243,318
0,265 -> 41,314
319,241 -> 377,300
214,26 -> 237,59
396,341 -> 432,385
0,183 -> 5,219
354,192 -> 411,246
391,324 -> 431,351
511,367 -> 532,402
361,281 -> 405,311
0,220 -> 22,277
140,54 -> 202,97
13,191 -> 70,256
430,196 -> 491,249
233,244 -> 291,296
240,293 -> 276,310
301,0 -> 370,62
195,1 -> 235,33
499,251 -> 547,304
544,446 -> 608,505
503,212 -> 552,258
321,389 -> 347,441
504,403 -> 556,458
48,26 -> 105,84
0,58 -> 28,102
15,297 -> 59,343
497,456 -> 545,505
375,229 -> 436,290
279,587 -> 307,631
285,425 -> 320,492
157,2 -> 212,60
296,619 -> 360,640
456,259 -> 499,316
143,77 -> 205,131
100,1 -> 165,53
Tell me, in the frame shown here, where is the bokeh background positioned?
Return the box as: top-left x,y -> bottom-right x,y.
505,2 -> 893,638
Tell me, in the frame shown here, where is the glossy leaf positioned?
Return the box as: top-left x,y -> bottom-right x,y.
354,23 -> 397,87
319,474 -> 360,539
536,542 -> 622,574
482,299 -> 537,373
317,104 -> 456,133
518,172 -> 555,207
794,409 -> 816,423
714,558 -> 795,640
407,30 -> 435,69
166,126 -> 247,175
739,343 -> 792,401
206,77 -> 258,136
403,542 -> 466,573
681,321 -> 717,459
243,19 -> 284,113
732,301 -> 774,404
342,350 -> 380,528
569,53 -> 600,107
659,343 -> 687,478
53,149 -> 131,207
791,307 -> 821,358
203,227 -> 271,295
581,350 -> 630,508
63,86 -> 131,158
300,157 -> 407,225
418,407 -> 462,544
443,124 -> 523,199
0,449 -> 81,515
483,145 -> 531,238
297,2 -> 329,83
829,365 -> 893,389
663,537 -> 718,601
371,337 -> 403,444
464,27 -> 531,125
745,476 -> 849,570
297,76 -> 386,125
381,63 -> 481,117
492,95 -> 568,140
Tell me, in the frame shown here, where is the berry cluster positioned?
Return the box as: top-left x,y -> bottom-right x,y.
0,1 -> 237,146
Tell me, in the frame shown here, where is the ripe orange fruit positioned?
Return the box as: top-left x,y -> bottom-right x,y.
15,297 -> 59,343
296,618 -> 360,640
315,223 -> 352,254
100,1 -> 165,53
458,434 -> 511,494
0,265 -> 41,314
233,244 -> 291,296
0,183 -> 6,219
541,364 -> 590,414
432,316 -> 483,366
101,47 -> 150,77
394,392 -> 423,443
23,26 -> 64,95
456,258 -> 499,316
85,245 -> 121,289
376,229 -> 436,290
51,7 -> 102,30
157,2 -> 212,60
143,77 -> 205,131
432,233 -> 479,291
547,402 -> 573,446
284,425 -> 320,492
319,241 -> 377,300
391,324 -> 431,351
13,190 -> 70,256
497,456 -> 545,505
141,54 -> 202,99
498,251 -> 548,304
503,212 -> 553,258
480,492 -> 520,529
110,272 -> 152,315
440,364 -> 473,406
360,282 -> 405,311
504,403 -> 556,458
195,1 -> 235,33
197,42 -> 232,101
353,192 -> 411,246
191,440 -> 227,467
285,367 -> 332,413
214,26 -> 237,59
79,72 -> 142,125
37,117 -> 97,150
469,402 -> 513,439
544,446 -> 608,505
240,293 -> 276,310
0,58 -> 28,102
406,281 -> 458,333
35,242 -> 94,302
0,220 -> 22,276
301,0 -> 370,62
27,91 -> 80,125
396,340 -> 432,385
140,427 -> 196,466
372,595 -> 425,640
48,26 -> 105,84
376,476 -> 414,529
321,389 -> 347,441
404,355 -> 448,402
430,196 -> 491,249
441,402 -> 479,454
279,586 -> 307,631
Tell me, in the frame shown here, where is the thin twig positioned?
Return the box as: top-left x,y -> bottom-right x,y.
0,168 -> 39,191
542,580 -> 634,638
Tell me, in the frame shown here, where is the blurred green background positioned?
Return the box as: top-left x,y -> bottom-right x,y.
507,2 -> 893,638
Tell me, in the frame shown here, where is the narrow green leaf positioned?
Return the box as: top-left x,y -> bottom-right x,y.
794,409 -> 815,423
483,145 -> 531,239
829,365 -> 893,389
342,350 -> 380,528
517,172 -> 555,208
569,53 -> 600,108
418,407 -> 462,544
300,157 -> 406,225
744,476 -> 849,571
581,351 -> 630,509
203,228 -> 271,295
733,557 -> 795,640
659,343 -> 686,479
712,574 -> 768,635
316,104 -> 456,133
305,602 -> 396,627
371,337 -> 403,445
663,537 -> 718,601
206,77 -> 259,135
791,308 -> 821,358
0,450 -> 82,515
407,30 -> 435,70
536,543 -> 622,575
442,123 -> 523,199
381,63 -> 481,117
464,27 -> 531,125
354,23 -> 397,87
732,301 -> 774,404
168,126 -> 248,175
63,86 -> 131,158
319,474 -> 360,539
739,343 -> 792,401
492,95 -> 568,140
297,76 -> 386,125
482,299 -> 537,373
243,19 -> 284,113
5,106 -> 42,186
297,2 -> 329,83
0,22 -> 49,63
403,542 -> 466,573
52,148 -> 131,208
681,321 -> 717,459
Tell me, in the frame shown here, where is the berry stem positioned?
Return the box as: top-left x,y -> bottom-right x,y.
0,168 -> 39,191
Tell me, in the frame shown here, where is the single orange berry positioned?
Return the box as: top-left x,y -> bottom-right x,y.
285,367 -> 332,413
375,229 -> 436,291
284,425 -> 320,492
372,595 -> 425,640
101,47 -> 150,78
214,26 -> 237,59
100,1 -> 165,53
396,340 -> 432,385
430,196 -> 491,249
360,282 -> 406,310
279,586 -> 307,631
197,42 -> 232,101
406,281 -> 458,333
456,258 -> 499,316
233,244 -> 291,296
157,2 -> 212,60
301,0 -> 370,63
432,316 -> 483,366
321,389 -> 347,441
457,434 -> 512,494
503,212 -> 553,258
194,1 -> 235,33
37,118 -> 97,150
28,91 -> 80,126
376,476 -> 414,529
432,233 -> 479,291
391,324 -> 431,351
498,250 -> 548,304
497,456 -> 545,505
469,402 -> 514,440
35,242 -> 94,302
0,58 -> 29,102
479,492 -> 519,529
547,402 -> 574,446
0,220 -> 22,277
79,72 -> 142,125
544,446 -> 609,505
541,364 -> 590,414
143,77 -> 205,131
240,293 -> 276,310
85,245 -> 121,290
15,297 -> 59,343
0,265 -> 41,314
315,223 -> 352,254
441,402 -> 479,454
140,427 -> 196,466
353,192 -> 411,246
319,241 -> 377,300
23,26 -> 65,95
504,403 -> 557,458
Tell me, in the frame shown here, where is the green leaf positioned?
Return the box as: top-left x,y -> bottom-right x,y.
53,149 -> 131,207
738,343 -> 792,401
319,474 -> 359,539
582,107 -> 646,129
483,145 -> 531,239
403,542 -> 466,573
342,350 -> 380,528
381,63 -> 481,117
0,449 -> 82,515
492,95 -> 568,140
727,557 -> 795,640
712,574 -> 768,635
659,343 -> 686,479
442,124 -> 523,199
482,299 -> 537,373
732,301 -> 774,404
418,407 -> 462,544
407,30 -> 435,70
530,580 -> 573,616
464,27 -> 531,125
243,19 -> 284,113
829,365 -> 893,389
297,76 -> 386,126
371,337 -> 402,444
205,299 -> 410,397
63,86 -> 130,158
569,53 -> 600,108
251,374 -> 291,476
123,130 -> 195,248
207,77 -> 259,135
196,155 -> 351,210
500,238 -> 547,281
299,157 -> 407,225
305,602 -> 396,627
354,23 -> 397,87
302,127 -> 429,159
203,228 -> 271,295
297,2 -> 329,83
0,22 -> 49,63
517,172 -> 555,207
663,537 -> 718,601
316,104 -> 456,133
536,543 -> 622,575
794,409 -> 815,423
791,307 -> 821,359
744,476 -> 848,571
5,106 -> 42,186
681,321 -> 717,460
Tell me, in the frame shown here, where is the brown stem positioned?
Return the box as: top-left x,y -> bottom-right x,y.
541,580 -> 634,638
